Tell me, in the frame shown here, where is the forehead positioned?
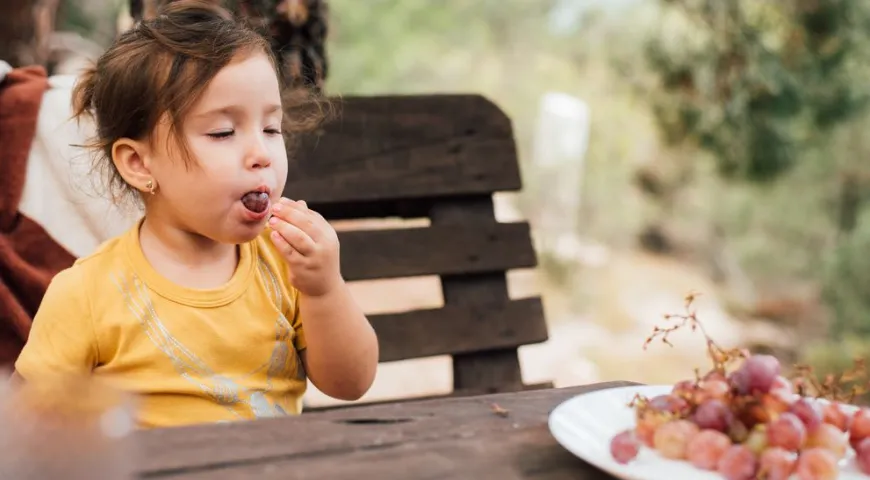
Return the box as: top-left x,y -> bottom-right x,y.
193,52 -> 282,112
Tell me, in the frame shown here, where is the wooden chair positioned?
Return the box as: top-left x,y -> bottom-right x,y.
289,94 -> 552,402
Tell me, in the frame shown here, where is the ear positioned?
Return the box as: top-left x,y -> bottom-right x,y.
112,137 -> 153,195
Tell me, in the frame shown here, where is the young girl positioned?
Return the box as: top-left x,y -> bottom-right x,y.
12,0 -> 379,428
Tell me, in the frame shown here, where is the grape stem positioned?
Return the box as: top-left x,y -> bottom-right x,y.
644,291 -> 870,404
643,292 -> 746,374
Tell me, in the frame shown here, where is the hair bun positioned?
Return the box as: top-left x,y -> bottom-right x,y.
155,0 -> 234,23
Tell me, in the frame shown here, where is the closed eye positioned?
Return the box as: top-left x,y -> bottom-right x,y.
207,130 -> 234,139
264,128 -> 282,136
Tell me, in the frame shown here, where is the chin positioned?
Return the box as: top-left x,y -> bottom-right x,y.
231,225 -> 267,244
211,223 -> 266,245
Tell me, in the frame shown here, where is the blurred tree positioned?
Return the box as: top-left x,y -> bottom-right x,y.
643,0 -> 870,182
637,0 -> 870,354
0,0 -> 61,67
130,0 -> 328,90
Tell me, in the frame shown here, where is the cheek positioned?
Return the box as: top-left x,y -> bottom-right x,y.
269,145 -> 289,185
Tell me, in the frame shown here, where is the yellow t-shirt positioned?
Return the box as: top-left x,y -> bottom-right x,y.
15,219 -> 307,429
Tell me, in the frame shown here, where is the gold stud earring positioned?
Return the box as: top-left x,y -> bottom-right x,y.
145,179 -> 156,195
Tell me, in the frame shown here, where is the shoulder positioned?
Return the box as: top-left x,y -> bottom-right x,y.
70,224 -> 134,276
44,232 -> 127,304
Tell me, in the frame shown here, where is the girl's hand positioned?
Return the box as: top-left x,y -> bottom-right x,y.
268,198 -> 342,297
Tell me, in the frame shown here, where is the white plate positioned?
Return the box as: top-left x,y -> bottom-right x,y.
548,384 -> 869,479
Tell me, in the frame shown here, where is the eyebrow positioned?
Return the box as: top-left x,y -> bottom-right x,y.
193,104 -> 283,119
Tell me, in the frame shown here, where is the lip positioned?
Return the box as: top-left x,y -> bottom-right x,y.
241,199 -> 271,221
252,184 -> 271,196
239,184 -> 272,222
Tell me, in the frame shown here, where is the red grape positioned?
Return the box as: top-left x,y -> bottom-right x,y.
717,444 -> 757,480
822,402 -> 851,432
746,355 -> 782,391
731,355 -> 781,395
697,378 -> 730,402
856,436 -> 870,474
672,380 -> 699,401
693,399 -> 733,432
805,423 -> 848,459
636,411 -> 668,447
704,370 -> 728,383
850,407 -> 870,447
610,429 -> 641,464
794,448 -> 838,480
729,368 -> 752,396
686,429 -> 731,470
758,447 -> 797,480
653,419 -> 699,460
789,398 -> 823,432
648,394 -> 690,416
767,412 -> 806,451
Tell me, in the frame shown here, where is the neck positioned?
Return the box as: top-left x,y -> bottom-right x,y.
140,215 -> 235,266
138,214 -> 239,289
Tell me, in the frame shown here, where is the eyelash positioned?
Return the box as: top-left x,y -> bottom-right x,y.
207,128 -> 282,139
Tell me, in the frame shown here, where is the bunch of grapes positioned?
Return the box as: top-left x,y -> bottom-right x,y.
607,293 -> 870,479
610,353 -> 870,479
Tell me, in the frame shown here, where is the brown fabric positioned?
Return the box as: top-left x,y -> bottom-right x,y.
0,65 -> 76,366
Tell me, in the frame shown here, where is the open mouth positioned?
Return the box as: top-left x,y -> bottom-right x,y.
241,191 -> 270,214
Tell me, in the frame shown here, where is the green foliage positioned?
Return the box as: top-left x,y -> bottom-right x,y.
823,206 -> 870,338
644,0 -> 870,182
58,2 -> 96,37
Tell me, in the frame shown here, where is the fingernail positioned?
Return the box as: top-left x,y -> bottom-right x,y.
269,216 -> 277,225
272,204 -> 282,212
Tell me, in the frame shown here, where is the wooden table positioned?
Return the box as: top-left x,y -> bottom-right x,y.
135,381 -> 636,479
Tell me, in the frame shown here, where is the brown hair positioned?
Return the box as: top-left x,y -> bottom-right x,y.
72,0 -> 329,206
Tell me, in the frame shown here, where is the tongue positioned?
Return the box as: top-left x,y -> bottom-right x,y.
241,192 -> 269,213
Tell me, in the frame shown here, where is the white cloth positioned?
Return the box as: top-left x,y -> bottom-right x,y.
18,74 -> 139,258
0,61 -> 12,83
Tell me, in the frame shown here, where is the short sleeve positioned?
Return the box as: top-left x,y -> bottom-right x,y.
14,267 -> 98,380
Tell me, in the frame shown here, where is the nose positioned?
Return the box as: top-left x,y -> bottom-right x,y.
245,134 -> 272,170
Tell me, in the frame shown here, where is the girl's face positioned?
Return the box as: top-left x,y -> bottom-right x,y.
146,51 -> 288,245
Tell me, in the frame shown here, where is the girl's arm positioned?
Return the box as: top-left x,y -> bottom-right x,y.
268,198 -> 378,401
298,283 -> 378,400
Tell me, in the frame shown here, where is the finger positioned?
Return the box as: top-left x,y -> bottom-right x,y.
269,217 -> 316,256
272,200 -> 321,241
269,230 -> 300,259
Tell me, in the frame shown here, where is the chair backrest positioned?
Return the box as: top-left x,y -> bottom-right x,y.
286,94 -> 550,397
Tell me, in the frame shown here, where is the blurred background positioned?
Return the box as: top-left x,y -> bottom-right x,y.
7,0 -> 870,406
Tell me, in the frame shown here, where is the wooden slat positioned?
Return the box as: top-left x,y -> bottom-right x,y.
156,424 -> 609,480
371,297 -> 547,363
136,382 -> 639,478
430,197 -> 545,391
338,221 -> 537,281
285,95 -> 521,206
305,382 -> 555,413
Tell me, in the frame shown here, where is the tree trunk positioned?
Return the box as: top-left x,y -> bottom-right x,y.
0,0 -> 60,68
